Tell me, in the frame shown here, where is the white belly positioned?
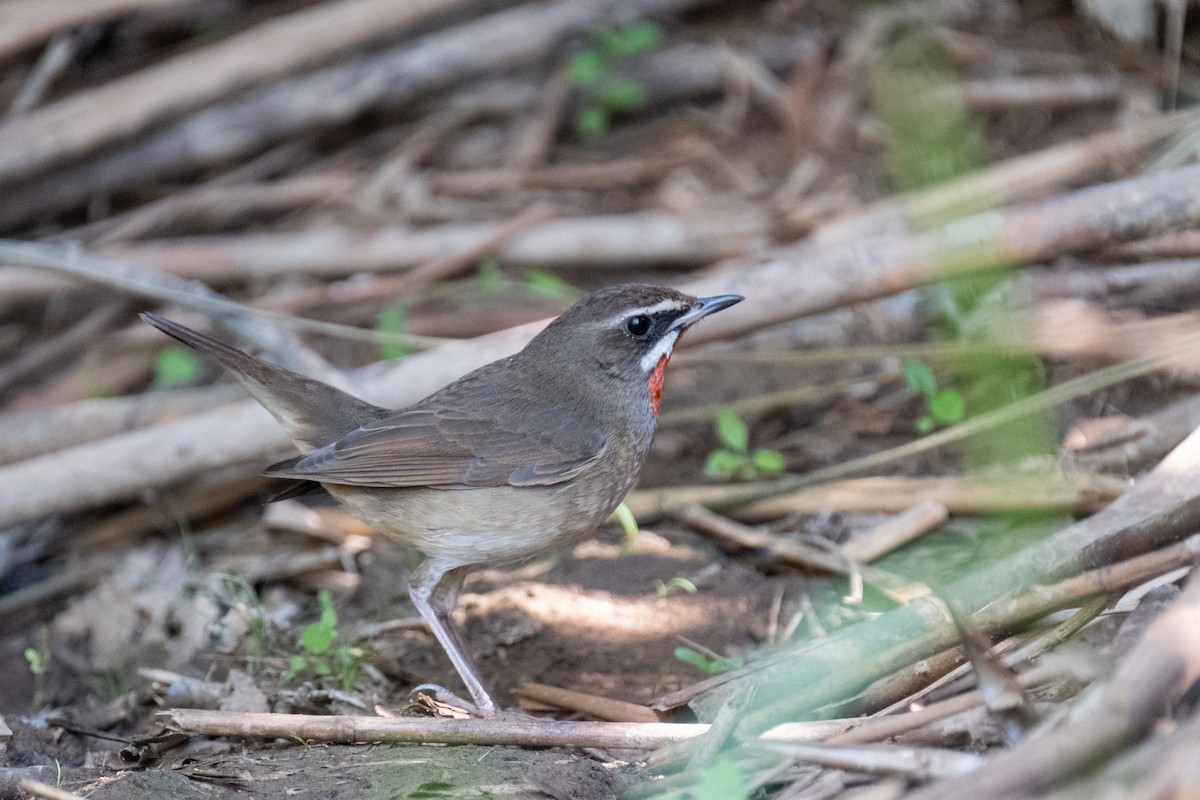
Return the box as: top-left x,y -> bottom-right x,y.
326,483 -> 619,568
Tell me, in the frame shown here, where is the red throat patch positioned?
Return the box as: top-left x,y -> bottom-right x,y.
648,354 -> 669,416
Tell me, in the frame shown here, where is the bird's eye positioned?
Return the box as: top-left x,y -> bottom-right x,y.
625,315 -> 652,337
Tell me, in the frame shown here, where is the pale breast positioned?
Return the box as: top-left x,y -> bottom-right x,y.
326,481 -> 625,569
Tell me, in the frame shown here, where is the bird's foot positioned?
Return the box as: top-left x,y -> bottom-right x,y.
408,684 -> 537,721
409,683 -> 480,717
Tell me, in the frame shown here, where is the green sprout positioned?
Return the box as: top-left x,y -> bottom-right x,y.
375,303 -> 411,361
283,590 -> 368,692
567,21 -> 663,141
904,358 -> 965,434
654,576 -> 698,598
674,645 -> 744,676
153,345 -> 202,387
24,627 -> 50,711
704,408 -> 786,481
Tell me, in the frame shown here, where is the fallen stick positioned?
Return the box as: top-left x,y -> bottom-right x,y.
161,709 -> 701,748
0,385 -> 242,466
82,171 -> 359,243
160,708 -> 854,748
627,473 -> 1125,521
0,0 -> 480,185
841,500 -> 949,563
954,74 -> 1125,110
517,682 -> 659,723
688,162 -> 1200,344
75,212 -> 767,286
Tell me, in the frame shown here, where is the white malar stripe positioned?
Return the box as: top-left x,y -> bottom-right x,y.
639,330 -> 679,372
601,298 -> 689,329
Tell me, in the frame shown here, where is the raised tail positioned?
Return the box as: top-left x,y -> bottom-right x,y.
141,313 -> 385,451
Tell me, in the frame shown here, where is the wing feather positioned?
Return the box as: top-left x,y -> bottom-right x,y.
264,406 -> 605,489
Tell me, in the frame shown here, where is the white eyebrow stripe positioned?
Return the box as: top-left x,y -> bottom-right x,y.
600,298 -> 689,328
639,330 -> 679,372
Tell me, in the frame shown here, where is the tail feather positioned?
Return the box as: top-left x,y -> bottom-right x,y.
141,313 -> 384,451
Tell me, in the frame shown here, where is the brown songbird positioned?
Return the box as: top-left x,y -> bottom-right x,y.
143,284 -> 742,715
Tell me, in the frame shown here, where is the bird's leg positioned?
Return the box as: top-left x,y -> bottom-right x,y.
408,560 -> 499,717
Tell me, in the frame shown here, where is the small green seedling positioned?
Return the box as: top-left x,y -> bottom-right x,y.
704,408 -> 786,481
904,358 -> 966,434
283,590 -> 367,692
24,627 -> 49,711
153,345 -> 202,387
655,576 -> 697,598
674,645 -> 744,676
375,303 -> 411,361
610,501 -> 641,553
523,269 -> 574,299
567,21 -> 663,141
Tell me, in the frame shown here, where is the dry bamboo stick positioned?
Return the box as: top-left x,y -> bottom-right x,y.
842,501 -> 949,563
0,386 -> 242,465
161,708 -> 853,748
688,162 -> 1200,345
0,0 -> 481,185
955,74 -> 1125,110
162,710 -> 702,749
627,473 -> 1125,521
517,682 -> 659,723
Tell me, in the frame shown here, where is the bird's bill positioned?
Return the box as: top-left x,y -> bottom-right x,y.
669,293 -> 744,331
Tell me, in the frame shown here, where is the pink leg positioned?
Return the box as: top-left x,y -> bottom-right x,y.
408,560 -> 498,716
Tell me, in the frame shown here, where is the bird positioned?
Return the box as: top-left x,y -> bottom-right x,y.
142,284 -> 742,716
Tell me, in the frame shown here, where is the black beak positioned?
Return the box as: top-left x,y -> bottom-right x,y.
669,294 -> 744,331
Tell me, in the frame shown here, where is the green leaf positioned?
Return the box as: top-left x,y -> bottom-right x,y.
375,304 -> 410,361
283,655 -> 307,680
916,415 -> 935,434
313,661 -> 331,676
300,621 -> 335,656
929,389 -> 966,423
567,50 -> 605,87
673,646 -> 712,672
751,449 -> 786,475
704,448 -> 743,479
316,590 -> 338,629
904,358 -> 937,397
575,105 -> 609,141
714,408 -> 749,452
153,346 -> 202,387
694,755 -> 749,800
24,648 -> 44,675
523,269 -> 573,299
597,77 -> 646,112
610,21 -> 663,55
